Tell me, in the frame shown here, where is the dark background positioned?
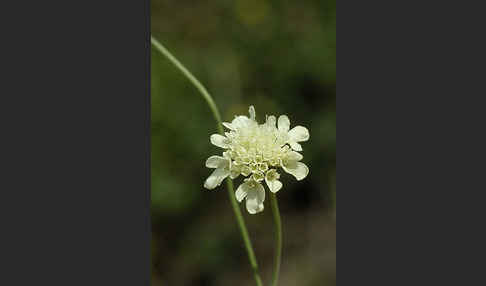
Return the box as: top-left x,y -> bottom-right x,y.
1,0 -> 150,285
151,0 -> 335,285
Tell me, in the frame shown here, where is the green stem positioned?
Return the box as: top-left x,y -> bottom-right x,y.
225,179 -> 264,286
151,36 -> 263,286
269,193 -> 282,286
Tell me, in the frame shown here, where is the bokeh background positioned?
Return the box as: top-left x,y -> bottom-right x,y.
151,0 -> 335,285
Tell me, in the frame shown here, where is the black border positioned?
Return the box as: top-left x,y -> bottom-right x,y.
1,0 -> 151,284
338,0 -> 486,285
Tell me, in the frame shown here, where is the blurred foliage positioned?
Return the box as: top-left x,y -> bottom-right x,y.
151,0 -> 335,285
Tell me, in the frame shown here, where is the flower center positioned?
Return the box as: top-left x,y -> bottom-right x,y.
226,122 -> 291,179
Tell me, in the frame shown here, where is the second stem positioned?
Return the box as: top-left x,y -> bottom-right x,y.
270,193 -> 282,286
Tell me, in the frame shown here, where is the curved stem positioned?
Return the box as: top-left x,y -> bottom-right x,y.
150,36 -> 223,134
151,36 -> 263,286
269,193 -> 282,286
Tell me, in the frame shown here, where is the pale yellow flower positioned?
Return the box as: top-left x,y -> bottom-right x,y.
204,106 -> 309,214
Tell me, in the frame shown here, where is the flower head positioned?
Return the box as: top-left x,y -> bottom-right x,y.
204,106 -> 309,214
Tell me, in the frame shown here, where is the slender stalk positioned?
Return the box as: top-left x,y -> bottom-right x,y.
269,193 -> 282,286
225,179 -> 264,286
151,36 -> 263,286
150,36 -> 223,134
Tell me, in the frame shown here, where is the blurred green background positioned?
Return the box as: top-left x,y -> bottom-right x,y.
151,0 -> 335,285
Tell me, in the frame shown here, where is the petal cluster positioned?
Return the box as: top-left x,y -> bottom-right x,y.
204,106 -> 309,214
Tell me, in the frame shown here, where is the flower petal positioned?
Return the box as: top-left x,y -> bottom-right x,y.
247,201 -> 264,214
245,182 -> 265,214
265,178 -> 283,193
265,115 -> 277,128
278,115 -> 290,132
282,161 -> 309,181
249,105 -> 256,120
288,126 -> 309,142
240,165 -> 251,176
231,115 -> 253,129
204,168 -> 230,189
210,134 -> 229,148
286,151 -> 303,162
235,183 -> 248,202
289,141 -> 303,151
230,164 -> 241,179
222,122 -> 235,130
205,156 -> 228,168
